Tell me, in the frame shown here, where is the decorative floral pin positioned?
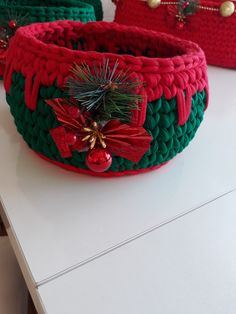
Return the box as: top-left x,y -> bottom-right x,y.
46,59 -> 152,173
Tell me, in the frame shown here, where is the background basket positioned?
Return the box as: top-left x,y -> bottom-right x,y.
0,0 -> 97,23
114,0 -> 236,69
0,0 -> 98,78
4,21 -> 209,176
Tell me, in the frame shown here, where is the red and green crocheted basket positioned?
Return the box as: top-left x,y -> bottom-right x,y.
4,21 -> 209,177
0,0 -> 99,78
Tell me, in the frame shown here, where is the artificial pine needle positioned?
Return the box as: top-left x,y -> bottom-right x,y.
67,59 -> 142,123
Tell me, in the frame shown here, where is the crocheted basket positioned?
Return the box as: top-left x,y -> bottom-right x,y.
4,21 -> 209,177
0,0 -> 97,78
0,0 -> 97,22
114,0 -> 236,69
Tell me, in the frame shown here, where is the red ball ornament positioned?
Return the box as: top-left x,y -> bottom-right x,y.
176,21 -> 185,30
8,20 -> 17,29
182,1 -> 190,9
86,148 -> 112,173
65,133 -> 77,145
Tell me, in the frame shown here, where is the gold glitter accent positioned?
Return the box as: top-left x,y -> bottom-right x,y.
82,122 -> 107,149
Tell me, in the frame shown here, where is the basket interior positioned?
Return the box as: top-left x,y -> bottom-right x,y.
33,23 -> 191,58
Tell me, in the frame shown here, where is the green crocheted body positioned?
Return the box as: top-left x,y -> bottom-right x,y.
0,0 -> 96,23
7,72 -> 206,172
80,0 -> 103,20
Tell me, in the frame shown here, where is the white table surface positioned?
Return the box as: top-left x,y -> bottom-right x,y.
0,2 -> 236,313
38,189 -> 236,314
39,192 -> 236,314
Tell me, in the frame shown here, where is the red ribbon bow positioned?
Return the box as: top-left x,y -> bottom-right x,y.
46,98 -> 152,163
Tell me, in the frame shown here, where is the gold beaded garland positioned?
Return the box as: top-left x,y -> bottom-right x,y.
145,0 -> 236,17
147,0 -> 161,9
220,1 -> 235,17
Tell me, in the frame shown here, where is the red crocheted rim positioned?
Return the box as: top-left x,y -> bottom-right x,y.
9,21 -> 205,64
36,152 -> 167,177
5,21 -> 207,76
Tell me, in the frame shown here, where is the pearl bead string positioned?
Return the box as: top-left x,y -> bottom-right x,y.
142,0 -> 236,15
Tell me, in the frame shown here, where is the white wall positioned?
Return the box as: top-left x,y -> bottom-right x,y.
101,0 -> 116,21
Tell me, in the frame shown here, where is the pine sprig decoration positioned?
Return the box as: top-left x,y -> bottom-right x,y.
178,0 -> 199,16
67,59 -> 142,123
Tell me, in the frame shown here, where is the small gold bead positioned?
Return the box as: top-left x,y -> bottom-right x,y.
220,1 -> 235,17
147,0 -> 161,9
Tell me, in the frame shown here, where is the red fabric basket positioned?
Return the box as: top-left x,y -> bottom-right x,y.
114,0 -> 236,68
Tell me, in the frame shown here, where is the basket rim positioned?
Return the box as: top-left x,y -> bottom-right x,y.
13,20 -> 206,69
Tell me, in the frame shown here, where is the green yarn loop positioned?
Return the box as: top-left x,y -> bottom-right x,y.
79,0 -> 103,20
7,72 -> 206,173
